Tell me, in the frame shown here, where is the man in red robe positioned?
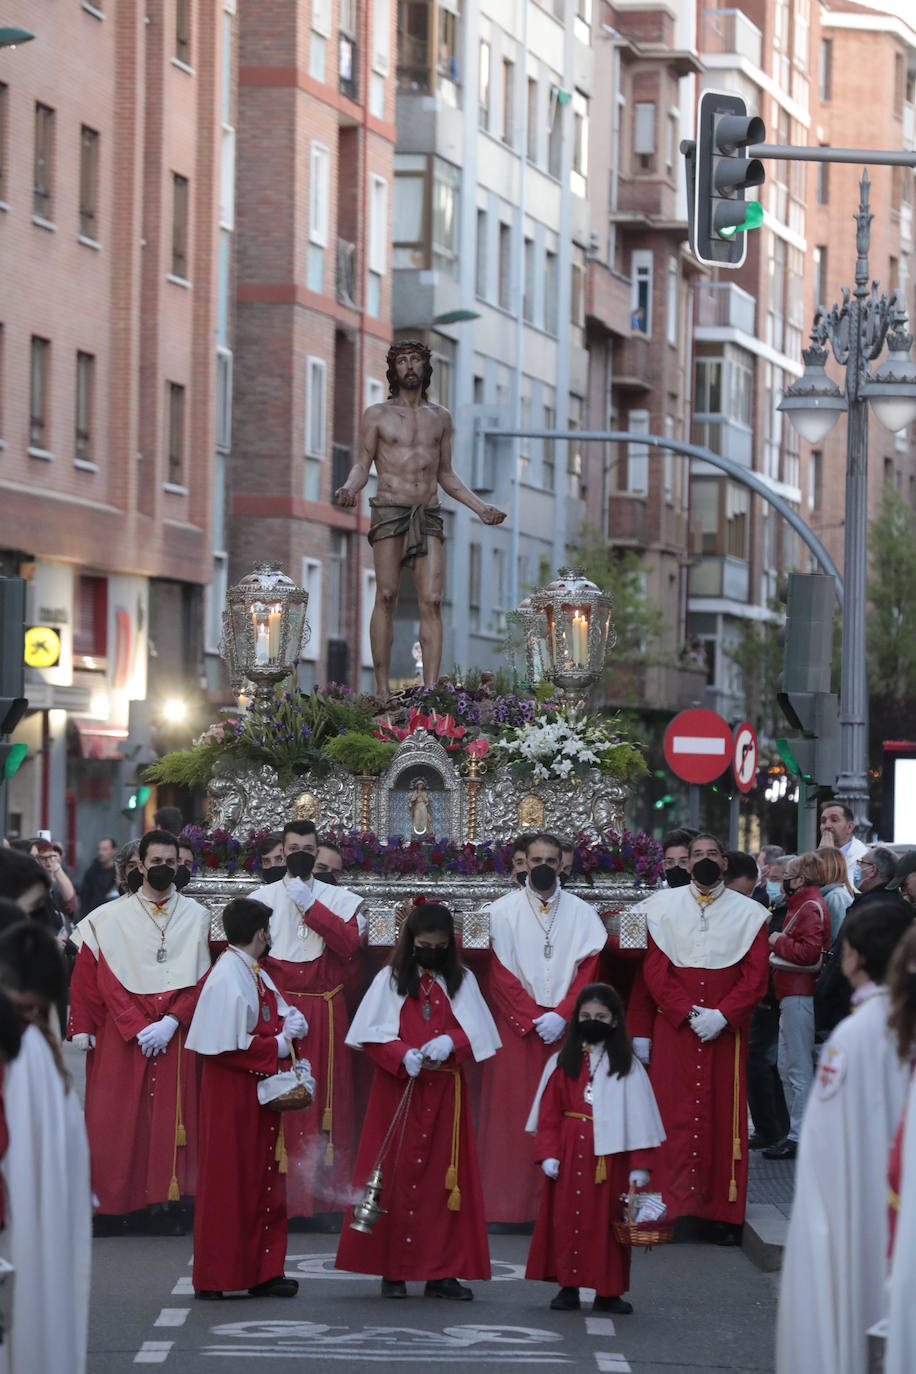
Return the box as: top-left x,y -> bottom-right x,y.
187,896 -> 309,1299
636,832 -> 769,1239
257,820 -> 364,1218
477,833 -> 607,1223
68,828 -> 212,1229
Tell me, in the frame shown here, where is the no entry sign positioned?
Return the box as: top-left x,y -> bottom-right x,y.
664,708 -> 733,784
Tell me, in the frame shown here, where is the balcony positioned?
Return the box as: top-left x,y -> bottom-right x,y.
689,555 -> 750,603
693,417 -> 753,468
695,281 -> 756,334
603,660 -> 709,714
336,238 -> 358,309
699,8 -> 762,68
613,333 -> 652,390
587,262 -> 632,334
607,495 -> 689,553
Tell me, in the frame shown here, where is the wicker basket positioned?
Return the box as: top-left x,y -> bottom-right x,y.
263,1046 -> 314,1114
611,1183 -> 674,1249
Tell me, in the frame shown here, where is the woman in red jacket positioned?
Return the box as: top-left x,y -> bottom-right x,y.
763,853 -> 831,1160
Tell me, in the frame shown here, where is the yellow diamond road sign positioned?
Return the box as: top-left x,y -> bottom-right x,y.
24,626 -> 61,669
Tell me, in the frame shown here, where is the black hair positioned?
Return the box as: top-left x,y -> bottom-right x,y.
841,902 -> 914,984
557,983 -> 633,1080
257,831 -> 284,857
0,897 -> 31,933
0,849 -> 50,901
820,800 -> 854,825
317,841 -> 342,858
389,901 -> 465,999
222,897 -> 273,947
662,828 -> 695,853
282,820 -> 318,843
512,833 -> 534,855
386,339 -> 433,401
725,850 -> 759,884
153,806 -> 184,834
0,922 -> 69,1086
688,831 -> 726,859
138,829 -> 179,863
0,986 -> 21,1064
524,832 -> 563,857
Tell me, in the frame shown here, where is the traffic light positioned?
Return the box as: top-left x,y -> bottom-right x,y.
125,785 -> 152,812
691,89 -> 765,268
776,573 -> 839,788
0,579 -> 28,798
0,741 -> 27,781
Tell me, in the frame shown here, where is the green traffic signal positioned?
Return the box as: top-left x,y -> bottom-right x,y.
1,742 -> 27,781
127,785 -> 152,810
719,201 -> 765,239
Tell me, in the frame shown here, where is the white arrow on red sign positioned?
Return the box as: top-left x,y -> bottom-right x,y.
663,708 -> 734,785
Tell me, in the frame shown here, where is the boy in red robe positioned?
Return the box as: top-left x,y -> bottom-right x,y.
186,897 -> 310,1300
335,899 -> 500,1299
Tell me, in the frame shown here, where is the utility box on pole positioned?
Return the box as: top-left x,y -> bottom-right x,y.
776,573 -> 839,851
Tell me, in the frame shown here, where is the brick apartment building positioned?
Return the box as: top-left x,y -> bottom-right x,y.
0,0 -> 230,853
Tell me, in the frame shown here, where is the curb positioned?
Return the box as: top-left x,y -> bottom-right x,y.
742,1203 -> 787,1272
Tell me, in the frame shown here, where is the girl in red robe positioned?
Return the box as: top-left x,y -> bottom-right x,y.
335,899 -> 500,1300
526,982 -> 665,1313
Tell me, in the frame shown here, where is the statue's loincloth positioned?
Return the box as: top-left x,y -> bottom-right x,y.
368,498 -> 445,569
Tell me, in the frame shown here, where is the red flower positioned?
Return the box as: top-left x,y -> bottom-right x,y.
412,893 -> 429,907
204,852 -> 219,868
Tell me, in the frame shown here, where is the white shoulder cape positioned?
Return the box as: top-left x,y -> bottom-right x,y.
776,986 -> 910,1374
186,947 -> 290,1055
71,891 -> 212,994
0,1025 -> 91,1374
633,883 -> 768,968
257,876 -> 365,963
346,964 -> 501,1063
486,885 -> 607,1008
525,1049 -> 666,1156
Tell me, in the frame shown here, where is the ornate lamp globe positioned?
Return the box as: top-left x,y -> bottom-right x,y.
778,343 -> 847,443
527,568 -> 616,703
861,325 -> 916,433
221,563 -> 310,701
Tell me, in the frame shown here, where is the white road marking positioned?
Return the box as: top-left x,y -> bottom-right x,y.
294,1254 -> 527,1282
585,1317 -> 616,1337
154,1308 -> 190,1328
594,1356 -> 631,1373
672,735 -> 726,755
171,1276 -> 194,1295
134,1341 -> 174,1365
201,1321 -> 573,1363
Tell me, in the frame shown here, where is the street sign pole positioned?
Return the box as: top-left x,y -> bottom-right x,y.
688,783 -> 700,830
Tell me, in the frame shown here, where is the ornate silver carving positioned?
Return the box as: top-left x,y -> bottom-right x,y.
377,730 -> 462,840
207,763 -> 358,836
479,767 -> 625,841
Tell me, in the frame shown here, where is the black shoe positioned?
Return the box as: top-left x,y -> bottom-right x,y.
145,1206 -> 188,1236
593,1295 -> 633,1314
710,1221 -> 744,1246
92,1214 -> 128,1238
194,1290 -> 224,1301
425,1277 -> 473,1301
381,1279 -> 407,1298
248,1275 -> 299,1298
762,1138 -> 797,1160
748,1132 -> 778,1151
549,1286 -> 581,1311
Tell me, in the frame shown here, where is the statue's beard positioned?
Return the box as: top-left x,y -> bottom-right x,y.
400,373 -> 421,389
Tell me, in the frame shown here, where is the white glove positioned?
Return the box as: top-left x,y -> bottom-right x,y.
541,1157 -> 560,1179
282,1008 -> 308,1040
72,1032 -> 95,1051
275,1034 -> 292,1059
420,1034 -> 454,1064
286,876 -> 315,911
691,1007 -> 727,1042
533,1011 -> 566,1044
402,1047 -> 424,1078
137,1017 -> 179,1058
629,1168 -> 651,1188
633,1037 -> 651,1065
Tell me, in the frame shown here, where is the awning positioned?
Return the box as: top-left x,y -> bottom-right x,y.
72,722 -> 129,760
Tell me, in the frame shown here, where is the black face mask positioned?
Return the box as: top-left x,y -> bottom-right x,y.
286,850 -> 316,879
414,946 -> 449,970
126,869 -> 144,894
666,865 -> 691,889
529,863 -> 557,893
314,871 -> 338,886
691,857 -> 722,888
145,864 -> 175,893
783,877 -> 796,897
261,865 -> 286,885
513,870 -> 527,886
579,1018 -> 614,1043
174,865 -> 192,892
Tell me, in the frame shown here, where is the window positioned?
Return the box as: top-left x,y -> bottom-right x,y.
305,356 -> 326,458
570,252 -> 585,328
393,165 -> 424,268
300,557 -> 322,661
895,53 -> 905,114
367,175 -> 387,316
571,91 -> 588,196
523,238 -> 535,324
309,141 -> 330,293
74,576 -> 108,659
33,103 -> 54,220
631,250 -> 652,334
634,102 -> 655,158
372,0 -> 390,74
0,84 -> 7,204
479,40 -> 490,129
694,358 -> 723,413
816,154 -> 829,206
437,4 -> 459,96
216,347 -> 232,451
171,173 -> 189,279
814,244 -> 828,308
30,336 -> 50,451
666,255 -> 678,344
432,161 -> 459,278
469,542 -> 481,633
544,249 -> 558,334
502,59 -> 514,145
809,448 -> 822,510
167,383 -> 185,484
548,87 -> 562,178
498,221 -> 512,311
492,547 -> 507,630
326,531 -> 346,639
567,395 -> 583,499
818,37 -> 832,101
626,409 -> 649,494
475,208 -> 487,298
176,0 -> 191,65
75,352 -> 95,462
543,392 -> 556,489
205,553 -> 228,654
79,126 -> 100,240
666,109 -> 678,175
527,78 -> 538,162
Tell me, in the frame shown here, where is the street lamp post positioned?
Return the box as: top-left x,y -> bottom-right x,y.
779,171 -> 916,833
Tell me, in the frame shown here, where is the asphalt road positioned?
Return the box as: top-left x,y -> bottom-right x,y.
88,1228 -> 779,1373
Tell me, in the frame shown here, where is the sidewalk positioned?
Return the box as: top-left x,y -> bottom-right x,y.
743,1148 -> 794,1272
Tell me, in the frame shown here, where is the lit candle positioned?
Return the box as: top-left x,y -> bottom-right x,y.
268,609 -> 282,660
572,612 -> 588,666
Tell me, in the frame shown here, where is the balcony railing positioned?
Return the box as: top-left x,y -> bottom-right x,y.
336,238 -> 358,309
695,281 -> 756,335
699,8 -> 762,68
